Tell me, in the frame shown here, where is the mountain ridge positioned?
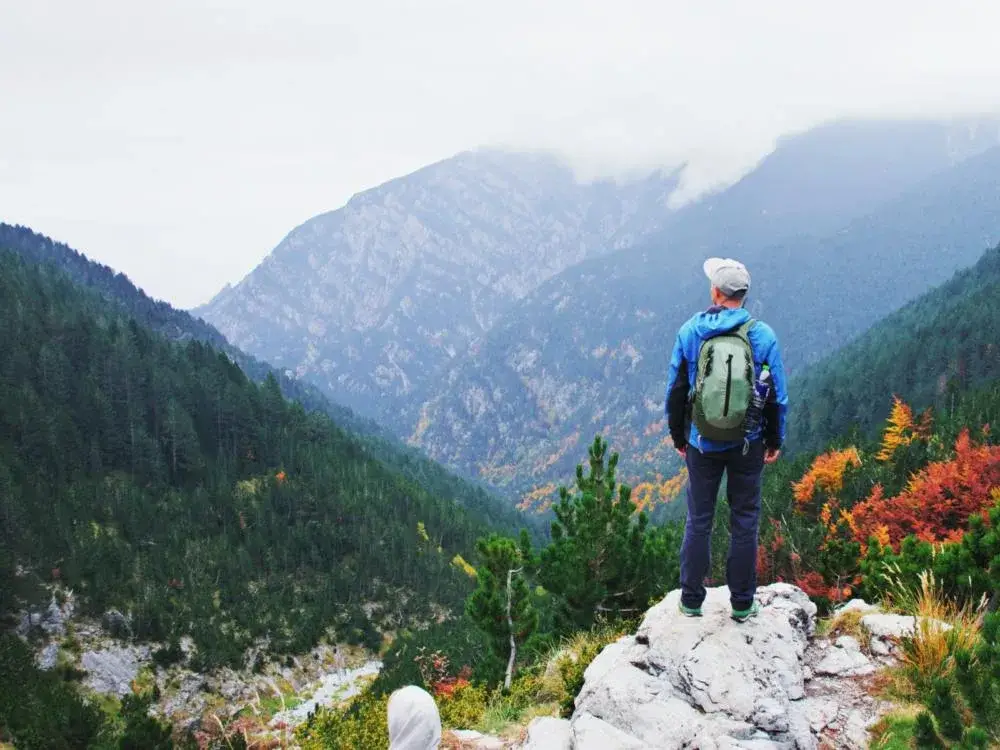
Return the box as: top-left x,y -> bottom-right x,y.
0,222 -> 530,535
194,149 -> 683,434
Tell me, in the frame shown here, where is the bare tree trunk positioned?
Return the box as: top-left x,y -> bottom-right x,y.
505,567 -> 522,690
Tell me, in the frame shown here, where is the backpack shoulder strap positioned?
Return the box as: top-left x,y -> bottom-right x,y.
733,318 -> 756,343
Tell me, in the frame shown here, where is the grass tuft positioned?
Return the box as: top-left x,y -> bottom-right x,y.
883,571 -> 985,700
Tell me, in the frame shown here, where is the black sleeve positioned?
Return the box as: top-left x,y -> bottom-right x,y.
763,395 -> 782,451
667,358 -> 690,449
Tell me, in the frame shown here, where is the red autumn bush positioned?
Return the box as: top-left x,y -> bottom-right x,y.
851,429 -> 1000,550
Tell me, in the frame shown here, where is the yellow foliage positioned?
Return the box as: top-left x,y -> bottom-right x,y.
632,469 -> 688,511
518,483 -> 560,514
295,692 -> 389,749
532,432 -> 581,474
877,396 -> 916,462
235,477 -> 262,501
438,683 -> 487,729
792,447 -> 862,509
416,521 -> 430,544
451,554 -> 477,579
871,524 -> 892,549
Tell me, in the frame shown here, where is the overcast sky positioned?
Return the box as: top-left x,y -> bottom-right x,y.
3,1 -> 1000,309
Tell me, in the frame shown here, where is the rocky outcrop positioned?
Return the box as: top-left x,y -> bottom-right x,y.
17,595 -> 72,637
561,584 -> 893,749
81,644 -> 150,697
270,659 -> 382,727
522,716 -> 572,749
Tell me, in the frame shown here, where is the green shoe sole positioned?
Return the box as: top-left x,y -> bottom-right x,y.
731,601 -> 760,622
678,602 -> 702,617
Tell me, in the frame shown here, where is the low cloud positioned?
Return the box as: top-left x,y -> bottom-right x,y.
2,1 -> 1000,306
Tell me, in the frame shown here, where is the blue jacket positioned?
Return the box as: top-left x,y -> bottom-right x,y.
665,306 -> 788,453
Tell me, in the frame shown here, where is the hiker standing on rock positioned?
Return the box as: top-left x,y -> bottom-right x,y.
665,258 -> 788,622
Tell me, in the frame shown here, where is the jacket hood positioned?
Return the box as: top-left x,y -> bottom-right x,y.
692,306 -> 752,340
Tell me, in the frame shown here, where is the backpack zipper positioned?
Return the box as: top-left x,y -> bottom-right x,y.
723,353 -> 734,416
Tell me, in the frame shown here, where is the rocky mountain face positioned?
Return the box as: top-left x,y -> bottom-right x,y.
197,117 -> 1000,504
196,150 -> 680,434
413,124 -> 1000,501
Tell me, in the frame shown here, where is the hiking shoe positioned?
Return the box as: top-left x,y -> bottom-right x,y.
731,601 -> 760,622
678,602 -> 702,617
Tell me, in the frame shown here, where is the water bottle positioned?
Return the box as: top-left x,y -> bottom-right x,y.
743,365 -> 772,437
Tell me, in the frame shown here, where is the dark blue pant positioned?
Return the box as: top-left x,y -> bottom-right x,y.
680,440 -> 764,611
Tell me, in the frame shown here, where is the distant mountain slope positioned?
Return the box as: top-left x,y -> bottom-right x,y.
195,150 -> 681,433
0,250 -> 499,667
194,117 -> 1000,503
0,223 -> 530,535
658,117 -> 1000,254
788,242 -> 1000,453
414,142 -> 1000,501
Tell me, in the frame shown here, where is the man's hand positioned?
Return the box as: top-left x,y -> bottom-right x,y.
764,447 -> 781,465
676,445 -> 687,459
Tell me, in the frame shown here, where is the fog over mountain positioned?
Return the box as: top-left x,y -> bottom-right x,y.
4,2 -> 1000,307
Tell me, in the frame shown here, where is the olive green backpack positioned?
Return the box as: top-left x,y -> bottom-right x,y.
691,320 -> 756,442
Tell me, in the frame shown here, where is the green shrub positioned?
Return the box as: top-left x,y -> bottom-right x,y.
556,625 -> 626,717
438,683 -> 487,729
868,711 -> 917,750
152,639 -> 184,668
0,633 -> 103,749
928,678 -> 964,742
960,726 -> 991,749
370,617 -> 501,697
295,691 -> 389,750
913,711 -> 944,749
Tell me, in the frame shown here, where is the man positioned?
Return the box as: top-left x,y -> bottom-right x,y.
665,257 -> 788,622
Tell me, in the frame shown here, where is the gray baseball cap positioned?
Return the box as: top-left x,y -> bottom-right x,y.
703,257 -> 751,297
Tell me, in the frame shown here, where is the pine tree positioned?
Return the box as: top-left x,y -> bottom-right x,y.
539,435 -> 661,630
466,535 -> 537,689
929,677 -> 964,742
914,711 -> 944,749
953,612 -> 1000,740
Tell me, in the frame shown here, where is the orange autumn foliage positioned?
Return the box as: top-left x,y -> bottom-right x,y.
792,447 -> 862,509
851,429 -> 1000,550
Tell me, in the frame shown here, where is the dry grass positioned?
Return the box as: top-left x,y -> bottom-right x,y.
883,570 -> 985,699
825,608 -> 871,644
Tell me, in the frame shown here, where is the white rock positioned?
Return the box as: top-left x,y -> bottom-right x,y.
569,585 -> 818,749
869,637 -> 894,657
450,729 -> 506,748
521,716 -> 571,750
861,613 -> 915,640
37,643 -> 59,671
269,660 -> 382,727
834,635 -> 862,652
572,713 -> 649,749
835,600 -> 879,616
798,697 -> 840,733
813,644 -> 875,678
81,646 -> 146,697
